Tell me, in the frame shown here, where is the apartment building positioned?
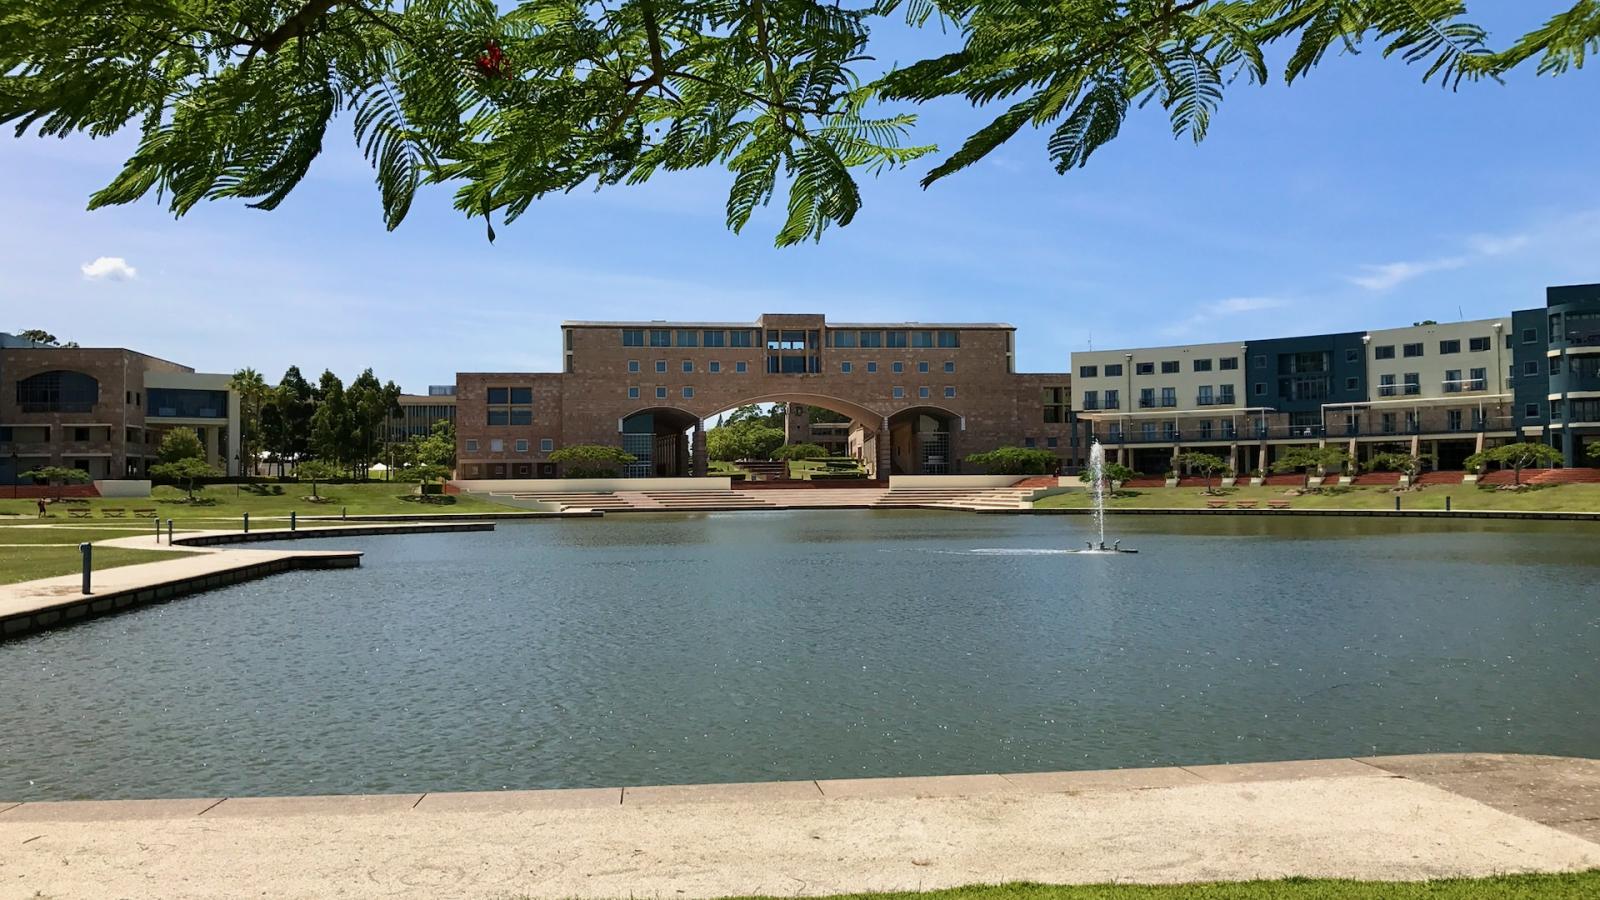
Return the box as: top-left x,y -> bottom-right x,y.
456,314 -> 1079,479
1,336 -> 241,483
1515,282 -> 1600,466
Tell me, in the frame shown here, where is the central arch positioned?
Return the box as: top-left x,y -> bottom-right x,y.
696,393 -> 891,479
887,404 -> 965,475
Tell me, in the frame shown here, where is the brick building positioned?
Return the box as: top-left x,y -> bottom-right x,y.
1,336 -> 240,483
456,314 -> 1079,479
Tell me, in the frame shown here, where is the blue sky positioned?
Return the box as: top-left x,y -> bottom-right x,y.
1,7 -> 1596,392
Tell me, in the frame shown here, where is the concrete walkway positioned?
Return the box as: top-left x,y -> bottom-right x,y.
0,754 -> 1595,899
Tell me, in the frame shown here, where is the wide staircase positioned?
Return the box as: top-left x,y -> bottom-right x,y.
500,491 -> 636,512
874,487 -> 1037,510
735,460 -> 789,481
633,490 -> 777,511
733,488 -> 890,508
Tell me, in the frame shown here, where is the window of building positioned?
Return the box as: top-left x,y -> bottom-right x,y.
656,387 -> 667,399
1345,348 -> 1360,363
1197,385 -> 1214,405
1468,367 -> 1486,390
1439,339 -> 1461,354
912,331 -> 934,348
937,330 -> 960,348
1220,357 -> 1239,370
465,439 -> 479,452
1139,387 -> 1155,408
628,387 -> 640,399
919,386 -> 930,399
1042,387 -> 1069,422
1523,328 -> 1538,344
1082,390 -> 1099,410
487,387 -> 509,404
841,362 -> 852,374
1254,382 -> 1267,396
1381,412 -> 1396,434
1550,357 -> 1561,376
1079,365 -> 1098,378
628,360 -> 640,373
1345,377 -> 1359,390
1104,389 -> 1120,409
729,330 -> 754,347
886,331 -> 908,348
1378,373 -> 1397,396
703,330 -> 725,347
1524,360 -> 1539,376
675,330 -> 697,347
1194,359 -> 1212,372
866,361 -> 878,373
892,361 -> 904,374
1161,361 -> 1179,374
1526,402 -> 1541,419
682,360 -> 693,373
1403,343 -> 1423,357
1254,355 -> 1267,368
1444,368 -> 1463,393
1374,345 -> 1395,359
655,360 -> 667,373
831,330 -> 857,348
917,361 -> 929,373
945,386 -> 956,398
1024,436 -> 1037,448
735,361 -> 748,373
490,439 -> 504,452
509,388 -> 531,404
147,388 -> 227,418
515,439 -> 529,452
1136,362 -> 1154,375
622,329 -> 644,346
540,439 -> 554,452
1141,422 -> 1157,441
944,361 -> 955,373
1104,363 -> 1123,377
682,387 -> 694,399
1219,385 -> 1235,404
859,330 -> 882,347
892,386 -> 904,399
1469,336 -> 1491,352
649,329 -> 670,347
709,361 -> 721,373
1047,436 -> 1058,449
509,408 -> 533,425
1403,372 -> 1421,395
1159,387 -> 1176,407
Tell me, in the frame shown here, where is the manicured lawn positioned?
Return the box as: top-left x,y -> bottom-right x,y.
702,873 -> 1600,900
0,545 -> 193,586
1033,483 -> 1600,513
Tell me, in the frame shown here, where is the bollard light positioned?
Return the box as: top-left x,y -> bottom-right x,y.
290,510 -> 297,531
243,511 -> 250,534
80,542 -> 92,595
1394,496 -> 1401,512
167,519 -> 174,544
1446,495 -> 1452,512
155,516 -> 161,544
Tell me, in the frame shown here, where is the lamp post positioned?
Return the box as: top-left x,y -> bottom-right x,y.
9,450 -> 16,498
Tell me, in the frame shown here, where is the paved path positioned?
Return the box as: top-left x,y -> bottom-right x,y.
0,754 -> 1595,899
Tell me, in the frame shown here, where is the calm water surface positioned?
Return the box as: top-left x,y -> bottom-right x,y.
2,511 -> 1597,800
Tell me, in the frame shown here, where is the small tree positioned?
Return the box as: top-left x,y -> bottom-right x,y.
157,427 -> 207,464
772,443 -> 828,461
295,459 -> 340,500
396,463 -> 449,493
1366,452 -> 1426,479
149,457 -> 220,501
549,445 -> 637,478
1271,446 -> 1351,489
964,446 -> 1060,475
1587,442 -> 1600,466
20,466 -> 91,501
1467,442 -> 1562,486
1174,451 -> 1228,492
1078,462 -> 1136,489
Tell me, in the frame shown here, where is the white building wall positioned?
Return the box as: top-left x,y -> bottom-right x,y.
1363,319 -> 1510,403
1070,341 -> 1248,415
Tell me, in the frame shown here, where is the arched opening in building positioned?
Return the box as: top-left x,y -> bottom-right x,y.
887,406 -> 963,475
15,370 -> 99,413
619,407 -> 701,477
691,393 -> 890,480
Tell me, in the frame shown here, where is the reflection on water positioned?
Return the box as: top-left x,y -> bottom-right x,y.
2,511 -> 1596,801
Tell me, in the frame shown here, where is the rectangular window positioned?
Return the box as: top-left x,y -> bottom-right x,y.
1136,362 -> 1154,375
1159,387 -> 1176,407
1161,361 -> 1179,374
703,330 -> 725,347
892,386 -> 904,399
1104,389 -> 1120,410
1139,388 -> 1155,408
1219,357 -> 1238,371
656,387 -> 667,399
487,409 -> 508,425
1079,365 -> 1098,378
1381,412 -> 1396,434
1469,367 -> 1486,390
1524,360 -> 1539,376
945,387 -> 956,398
729,330 -> 753,347
866,361 -> 878,373
1379,374 -> 1397,397
944,361 -> 955,373
682,360 -> 693,373
628,387 -> 639,399
1025,436 -> 1037,448
1219,385 -> 1235,404
917,361 -> 929,373
1551,357 -> 1562,376
912,330 -> 934,348
735,361 -> 748,373
676,330 -> 698,347
1254,355 -> 1267,368
1404,372 -> 1421,395
465,439 -> 479,452
1439,339 -> 1461,354
1254,382 -> 1267,397
540,439 -> 554,452
1469,336 -> 1491,352
650,329 -> 670,347
892,362 -> 904,374
1374,345 -> 1395,359
1403,343 -> 1424,358
655,360 -> 667,373
709,361 -> 721,373
628,360 -> 640,373
682,387 -> 694,399
1345,348 -> 1360,363
490,439 -> 503,452
1197,385 -> 1214,405
1141,422 -> 1156,441
1444,368 -> 1463,392
1047,436 -> 1058,449
509,408 -> 533,425
1104,363 -> 1123,377
841,362 -> 852,373
1526,402 -> 1540,418
515,439 -> 529,452
509,387 -> 532,404
1193,359 -> 1212,372
487,387 -> 509,404
937,330 -> 960,348
859,330 -> 882,348
886,331 -> 908,348
1083,390 -> 1099,410
622,329 -> 644,347
831,330 -> 857,348
1344,377 -> 1358,390
1447,410 -> 1463,431
918,386 -> 930,399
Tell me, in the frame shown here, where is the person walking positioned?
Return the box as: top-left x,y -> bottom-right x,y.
36,497 -> 47,518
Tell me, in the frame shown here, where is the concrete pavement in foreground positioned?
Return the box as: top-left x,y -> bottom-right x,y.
1,754 -> 1596,899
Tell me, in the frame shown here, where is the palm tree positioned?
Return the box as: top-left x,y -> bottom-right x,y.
229,367 -> 269,478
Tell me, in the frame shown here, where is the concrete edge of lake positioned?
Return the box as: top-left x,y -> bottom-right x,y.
1,754 -> 1595,898
0,521 -> 497,641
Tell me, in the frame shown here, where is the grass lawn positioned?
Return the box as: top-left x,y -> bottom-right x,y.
700,874 -> 1600,900
0,545 -> 193,586
1033,482 -> 1600,513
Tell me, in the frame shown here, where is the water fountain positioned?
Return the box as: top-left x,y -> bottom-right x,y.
1070,439 -> 1137,554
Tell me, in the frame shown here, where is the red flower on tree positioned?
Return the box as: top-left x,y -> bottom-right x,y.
475,40 -> 505,78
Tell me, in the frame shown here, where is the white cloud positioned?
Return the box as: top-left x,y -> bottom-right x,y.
80,256 -> 138,281
1159,296 -> 1290,339
1467,233 -> 1530,257
1347,257 -> 1468,292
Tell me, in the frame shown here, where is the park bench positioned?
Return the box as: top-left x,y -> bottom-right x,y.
101,508 -> 127,518
1267,500 -> 1292,510
133,508 -> 158,518
1206,499 -> 1228,509
1233,500 -> 1259,509
68,507 -> 92,518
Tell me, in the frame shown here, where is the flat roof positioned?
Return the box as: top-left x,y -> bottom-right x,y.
563,320 -> 1015,329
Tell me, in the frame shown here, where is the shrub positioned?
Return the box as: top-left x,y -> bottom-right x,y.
549,444 -> 636,478
965,446 -> 1059,475
772,443 -> 828,460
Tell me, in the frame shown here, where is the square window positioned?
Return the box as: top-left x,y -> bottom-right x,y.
1523,328 -> 1538,344
1525,402 -> 1540,418
1524,360 -> 1539,375
944,361 -> 955,373
1024,437 -> 1036,448
1136,362 -> 1155,375
465,439 -> 479,452
841,362 -> 853,373
1345,348 -> 1360,363
866,362 -> 878,373
682,387 -> 694,399
1253,355 -> 1266,368
1345,377 -> 1358,390
655,360 -> 667,373
628,360 -> 640,373
1079,365 -> 1098,378
1254,382 -> 1267,396
656,387 -> 667,399
709,361 -> 721,373
515,439 -> 529,452
944,387 -> 956,398
1047,436 -> 1058,449
540,439 -> 554,452
892,386 -> 904,399
682,360 -> 693,373
892,361 -> 904,374
735,361 -> 748,373
917,361 -> 929,373
490,439 -> 504,452
918,386 -> 930,399
628,387 -> 640,399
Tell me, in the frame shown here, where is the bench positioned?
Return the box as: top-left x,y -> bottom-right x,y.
1267,500 -> 1292,510
68,507 -> 92,518
1206,500 -> 1228,509
133,508 -> 158,518
101,508 -> 127,518
1233,500 -> 1258,509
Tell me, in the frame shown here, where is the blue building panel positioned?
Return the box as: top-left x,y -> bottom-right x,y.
1242,331 -> 1368,422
